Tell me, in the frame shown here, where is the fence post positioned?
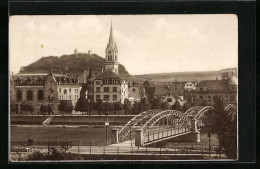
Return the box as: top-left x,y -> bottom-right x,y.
117,147 -> 119,155
160,147 -> 161,155
104,146 -> 105,155
48,142 -> 50,155
146,146 -> 147,156
78,146 -> 80,156
90,146 -> 91,155
131,146 -> 133,155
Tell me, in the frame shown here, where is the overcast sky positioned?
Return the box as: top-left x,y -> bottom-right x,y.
9,15 -> 237,75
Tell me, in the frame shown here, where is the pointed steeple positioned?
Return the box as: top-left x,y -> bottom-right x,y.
108,20 -> 114,45
107,19 -> 117,50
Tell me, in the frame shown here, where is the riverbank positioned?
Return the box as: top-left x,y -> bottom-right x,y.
10,115 -> 133,125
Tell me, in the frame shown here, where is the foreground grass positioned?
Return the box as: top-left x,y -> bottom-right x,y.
11,116 -> 48,124
11,126 -> 112,142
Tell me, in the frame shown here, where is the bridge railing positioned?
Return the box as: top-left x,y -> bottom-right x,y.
143,125 -> 191,144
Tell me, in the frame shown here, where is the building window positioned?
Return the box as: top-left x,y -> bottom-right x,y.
96,95 -> 100,101
113,87 -> 117,92
200,96 -> 203,100
59,88 -> 61,93
200,88 -> 203,92
104,87 -> 109,92
64,89 -> 67,94
96,87 -> 101,92
108,55 -> 112,61
104,95 -> 109,101
69,95 -> 71,99
225,95 -> 228,101
27,90 -> 33,100
113,95 -> 117,101
167,98 -> 172,102
230,95 -> 236,101
208,95 -> 211,102
38,90 -> 44,100
115,55 -> 117,61
69,88 -> 71,92
48,95 -> 54,101
16,90 -> 22,101
96,81 -> 101,85
103,79 -> 108,84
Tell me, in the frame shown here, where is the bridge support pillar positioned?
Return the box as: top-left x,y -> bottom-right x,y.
111,128 -> 119,144
190,131 -> 200,143
135,128 -> 143,147
191,119 -> 198,132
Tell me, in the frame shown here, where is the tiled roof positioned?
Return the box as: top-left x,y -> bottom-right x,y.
11,73 -> 78,86
155,84 -> 184,96
95,70 -> 125,80
196,80 -> 230,92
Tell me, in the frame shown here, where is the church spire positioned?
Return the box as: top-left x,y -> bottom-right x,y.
108,19 -> 115,46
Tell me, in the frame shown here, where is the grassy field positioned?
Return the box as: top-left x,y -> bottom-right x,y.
11,126 -> 112,142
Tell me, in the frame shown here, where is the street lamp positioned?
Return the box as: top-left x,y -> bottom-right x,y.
88,98 -> 90,116
105,120 -> 109,146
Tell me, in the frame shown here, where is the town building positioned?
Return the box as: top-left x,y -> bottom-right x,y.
154,84 -> 181,106
10,70 -> 81,114
128,82 -> 144,102
194,75 -> 237,106
93,70 -> 128,104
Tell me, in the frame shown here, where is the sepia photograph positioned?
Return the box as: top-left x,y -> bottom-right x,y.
9,14 -> 238,161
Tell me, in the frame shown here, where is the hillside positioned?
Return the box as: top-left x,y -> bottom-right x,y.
20,53 -> 130,77
133,67 -> 237,83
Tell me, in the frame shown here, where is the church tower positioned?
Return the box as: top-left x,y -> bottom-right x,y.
105,21 -> 119,74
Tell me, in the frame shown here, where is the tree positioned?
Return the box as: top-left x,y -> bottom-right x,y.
114,101 -> 123,116
123,99 -> 132,116
161,102 -> 171,110
95,99 -> 104,116
191,97 -> 200,106
58,101 -> 73,115
10,103 -> 17,114
183,102 -> 192,112
132,101 -> 141,114
172,100 -> 182,111
20,103 -> 34,116
74,97 -> 88,114
40,105 -> 48,115
141,97 -> 151,111
152,98 -> 162,109
202,97 -> 237,159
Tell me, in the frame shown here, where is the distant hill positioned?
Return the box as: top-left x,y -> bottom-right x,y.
133,67 -> 237,83
19,53 -> 130,77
